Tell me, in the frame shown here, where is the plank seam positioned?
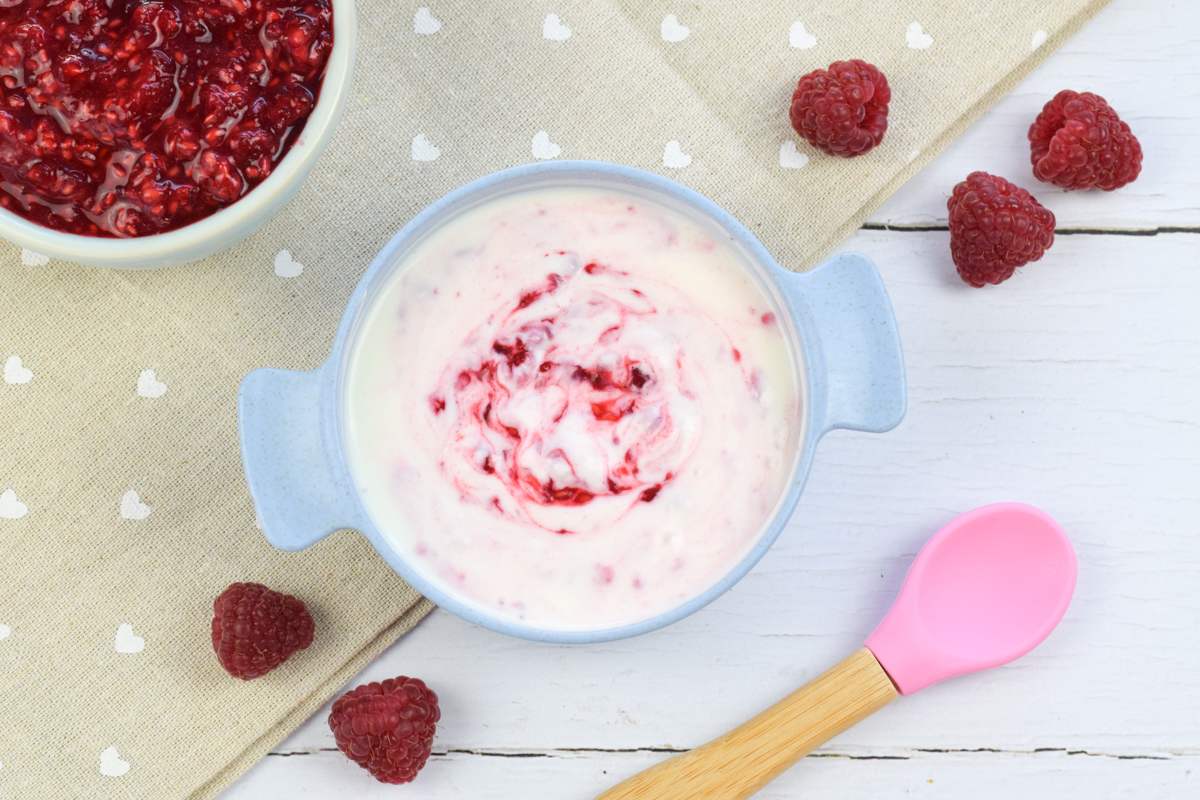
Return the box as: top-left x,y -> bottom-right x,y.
264,747 -> 1194,761
861,223 -> 1200,236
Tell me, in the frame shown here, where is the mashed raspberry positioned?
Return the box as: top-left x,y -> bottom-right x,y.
0,0 -> 332,237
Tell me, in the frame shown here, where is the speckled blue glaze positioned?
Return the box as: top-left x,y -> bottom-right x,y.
238,160 -> 906,644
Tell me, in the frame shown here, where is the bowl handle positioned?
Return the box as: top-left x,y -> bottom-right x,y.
238,361 -> 365,551
774,252 -> 906,436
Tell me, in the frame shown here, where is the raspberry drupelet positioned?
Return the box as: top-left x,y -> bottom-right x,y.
211,582 -> 315,680
789,59 -> 891,158
1028,90 -> 1142,191
328,677 -> 441,785
948,172 -> 1056,288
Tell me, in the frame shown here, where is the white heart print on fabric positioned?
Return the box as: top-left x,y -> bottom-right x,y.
136,369 -> 167,398
531,130 -> 561,160
411,134 -> 441,162
0,489 -> 28,520
542,13 -> 571,41
1031,29 -> 1048,51
662,140 -> 692,169
413,7 -> 441,35
661,14 -> 689,42
114,623 -> 145,654
0,623 -> 11,640
20,248 -> 50,266
4,355 -> 33,384
788,21 -> 817,50
906,22 -> 933,49
120,490 -> 152,520
100,747 -> 130,778
273,249 -> 303,278
779,141 -> 809,170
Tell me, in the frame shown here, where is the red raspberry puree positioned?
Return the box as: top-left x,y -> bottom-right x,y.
0,0 -> 333,238
346,187 -> 801,629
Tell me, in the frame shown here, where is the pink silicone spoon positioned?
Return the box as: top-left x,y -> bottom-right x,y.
594,503 -> 1077,800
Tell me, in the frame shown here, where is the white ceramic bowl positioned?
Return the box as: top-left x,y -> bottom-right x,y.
0,0 -> 356,270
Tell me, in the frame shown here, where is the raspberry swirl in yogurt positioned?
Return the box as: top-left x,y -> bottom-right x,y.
430,261 -> 703,534
345,186 -> 801,629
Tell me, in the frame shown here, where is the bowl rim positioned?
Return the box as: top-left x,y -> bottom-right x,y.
0,0 -> 356,265
326,160 -> 822,644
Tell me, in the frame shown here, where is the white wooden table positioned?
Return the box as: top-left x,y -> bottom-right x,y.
223,1 -> 1200,795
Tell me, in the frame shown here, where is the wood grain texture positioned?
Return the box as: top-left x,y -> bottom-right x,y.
266,223 -> 1200,753
868,0 -> 1200,230
592,648 -> 898,800
223,226 -> 1200,797
220,0 -> 1200,796
221,748 -> 1200,799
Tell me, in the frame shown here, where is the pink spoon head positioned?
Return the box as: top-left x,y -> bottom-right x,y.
864,503 -> 1077,696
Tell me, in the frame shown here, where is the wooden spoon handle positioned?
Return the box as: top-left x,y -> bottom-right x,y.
593,648 -> 899,800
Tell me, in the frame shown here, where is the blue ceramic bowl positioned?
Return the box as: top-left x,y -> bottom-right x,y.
238,161 -> 906,643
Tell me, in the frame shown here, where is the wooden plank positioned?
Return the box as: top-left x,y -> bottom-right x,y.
221,748 -> 1199,799
870,0 -> 1200,230
264,229 -> 1200,764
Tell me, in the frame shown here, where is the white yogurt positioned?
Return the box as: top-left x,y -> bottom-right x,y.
344,185 -> 801,630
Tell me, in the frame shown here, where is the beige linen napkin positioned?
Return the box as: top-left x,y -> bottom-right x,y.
0,1 -> 1107,797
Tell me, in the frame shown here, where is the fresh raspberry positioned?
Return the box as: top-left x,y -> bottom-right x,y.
328,677 -> 441,785
789,60 -> 891,158
948,172 -> 1056,288
211,582 -> 315,680
1028,90 -> 1142,191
